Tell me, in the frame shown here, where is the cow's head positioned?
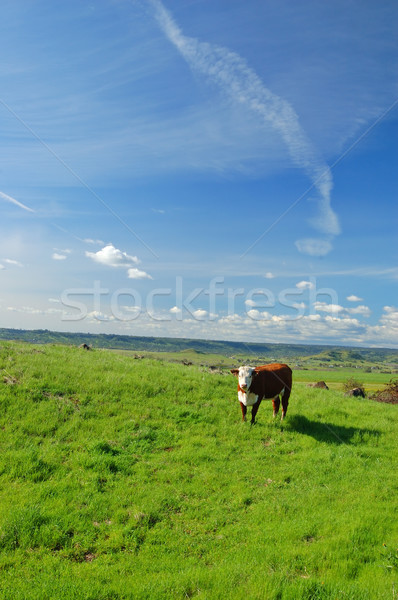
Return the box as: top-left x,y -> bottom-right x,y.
230,366 -> 256,391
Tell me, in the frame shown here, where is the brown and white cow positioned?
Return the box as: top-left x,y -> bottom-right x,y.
231,363 -> 292,423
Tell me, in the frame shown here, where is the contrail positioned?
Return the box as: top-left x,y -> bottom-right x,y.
149,0 -> 340,243
0,98 -> 158,258
0,190 -> 34,213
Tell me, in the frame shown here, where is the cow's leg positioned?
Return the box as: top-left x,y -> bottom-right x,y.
281,387 -> 290,420
240,402 -> 247,422
272,396 -> 280,418
250,399 -> 262,425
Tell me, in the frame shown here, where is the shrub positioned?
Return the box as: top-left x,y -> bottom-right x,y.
342,377 -> 365,395
371,379 -> 398,404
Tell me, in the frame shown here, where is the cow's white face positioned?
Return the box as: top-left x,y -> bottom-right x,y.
238,366 -> 255,391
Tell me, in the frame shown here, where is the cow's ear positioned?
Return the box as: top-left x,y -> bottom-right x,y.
230,368 -> 239,376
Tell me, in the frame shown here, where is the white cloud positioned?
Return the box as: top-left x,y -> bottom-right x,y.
347,295 -> 363,302
292,302 -> 306,310
364,306 -> 398,346
379,306 -> 398,330
151,0 -> 340,247
86,244 -> 140,268
271,314 -> 290,322
2,299 -> 396,347
120,305 -> 141,313
73,310 -> 114,323
0,264 -> 5,270
218,313 -> 241,324
245,299 -> 257,307
52,253 -> 67,260
383,305 -> 398,316
314,301 -> 345,314
295,238 -> 333,257
87,311 -> 115,322
127,267 -> 153,280
347,305 -> 371,317
132,309 -> 369,345
246,309 -> 271,320
247,308 -> 261,319
192,308 -> 208,319
314,301 -> 371,318
264,272 -> 274,279
296,280 -> 315,290
170,306 -> 181,314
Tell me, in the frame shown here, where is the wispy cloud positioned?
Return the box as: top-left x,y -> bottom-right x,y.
0,190 -> 34,213
295,238 -> 333,257
83,238 -> 105,245
3,258 -> 23,267
315,267 -> 398,280
54,248 -> 72,254
7,305 -> 63,316
150,0 -> 340,253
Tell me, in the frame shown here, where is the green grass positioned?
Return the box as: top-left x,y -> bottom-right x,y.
0,341 -> 397,599
111,349 -> 395,393
292,369 -> 394,392
110,348 -> 232,369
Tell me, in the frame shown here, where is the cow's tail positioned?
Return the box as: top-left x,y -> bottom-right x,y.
281,369 -> 292,419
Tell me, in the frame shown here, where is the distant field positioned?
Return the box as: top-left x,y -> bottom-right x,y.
110,348 -> 233,368
111,348 -> 395,393
292,369 -> 394,392
0,341 -> 396,599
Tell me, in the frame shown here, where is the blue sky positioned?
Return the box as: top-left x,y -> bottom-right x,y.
0,0 -> 397,347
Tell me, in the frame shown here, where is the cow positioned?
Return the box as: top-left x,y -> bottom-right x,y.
230,363 -> 292,424
79,343 -> 91,350
346,387 -> 365,398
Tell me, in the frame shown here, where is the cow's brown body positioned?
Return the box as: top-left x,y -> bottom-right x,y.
231,363 -> 292,423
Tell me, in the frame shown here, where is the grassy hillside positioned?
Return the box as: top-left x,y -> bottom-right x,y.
0,341 -> 397,599
1,327 -> 397,367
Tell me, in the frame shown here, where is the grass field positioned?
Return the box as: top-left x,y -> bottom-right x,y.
292,369 -> 394,393
111,348 -> 396,393
0,341 -> 397,599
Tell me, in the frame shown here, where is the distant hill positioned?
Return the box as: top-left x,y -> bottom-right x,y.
0,327 -> 397,364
